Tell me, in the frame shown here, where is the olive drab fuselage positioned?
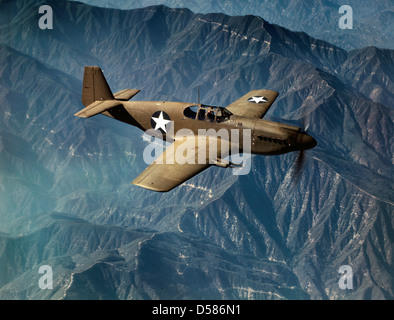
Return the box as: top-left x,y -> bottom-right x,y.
102,101 -> 316,155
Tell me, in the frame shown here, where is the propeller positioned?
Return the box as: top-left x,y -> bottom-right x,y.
292,148 -> 306,185
300,105 -> 311,133
291,110 -> 312,185
302,111 -> 310,133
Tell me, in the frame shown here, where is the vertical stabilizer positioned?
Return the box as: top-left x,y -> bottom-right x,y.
82,66 -> 114,107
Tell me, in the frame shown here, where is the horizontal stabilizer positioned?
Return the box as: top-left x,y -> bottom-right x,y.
114,89 -> 140,101
74,100 -> 121,118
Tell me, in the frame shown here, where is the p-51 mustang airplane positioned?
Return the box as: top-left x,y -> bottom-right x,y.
75,66 -> 317,192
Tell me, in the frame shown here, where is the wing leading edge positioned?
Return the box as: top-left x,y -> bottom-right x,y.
226,89 -> 279,119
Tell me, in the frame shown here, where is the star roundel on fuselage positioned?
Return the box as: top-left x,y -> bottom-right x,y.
151,111 -> 171,133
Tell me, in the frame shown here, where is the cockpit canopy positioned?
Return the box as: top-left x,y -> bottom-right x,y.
183,104 -> 233,123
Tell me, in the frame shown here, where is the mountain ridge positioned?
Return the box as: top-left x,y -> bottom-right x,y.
0,1 -> 392,299
69,0 -> 394,51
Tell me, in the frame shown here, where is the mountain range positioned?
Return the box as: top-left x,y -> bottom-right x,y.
0,0 -> 393,299
72,0 -> 394,51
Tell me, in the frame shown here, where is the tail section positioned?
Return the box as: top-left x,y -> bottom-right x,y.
82,66 -> 114,107
75,66 -> 140,118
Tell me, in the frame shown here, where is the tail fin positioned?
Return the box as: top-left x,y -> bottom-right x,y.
82,66 -> 114,107
76,66 -> 140,118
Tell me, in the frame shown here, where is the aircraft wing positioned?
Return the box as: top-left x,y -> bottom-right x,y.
132,136 -> 218,192
226,90 -> 279,119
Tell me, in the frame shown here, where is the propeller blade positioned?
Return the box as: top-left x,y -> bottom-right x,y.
292,150 -> 305,185
301,110 -> 310,132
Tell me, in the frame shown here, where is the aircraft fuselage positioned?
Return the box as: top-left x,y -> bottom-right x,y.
102,101 -> 316,156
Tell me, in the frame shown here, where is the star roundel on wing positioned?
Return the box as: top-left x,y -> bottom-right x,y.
151,111 -> 171,133
247,96 -> 268,104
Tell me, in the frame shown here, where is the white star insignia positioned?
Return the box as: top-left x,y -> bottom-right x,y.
248,96 -> 268,103
151,111 -> 171,132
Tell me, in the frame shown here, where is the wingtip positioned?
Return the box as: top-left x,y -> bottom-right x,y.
132,180 -> 172,192
74,112 -> 88,118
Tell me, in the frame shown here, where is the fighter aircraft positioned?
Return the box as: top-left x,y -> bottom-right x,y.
74,66 -> 317,192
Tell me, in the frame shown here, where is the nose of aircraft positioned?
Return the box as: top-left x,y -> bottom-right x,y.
298,133 -> 317,150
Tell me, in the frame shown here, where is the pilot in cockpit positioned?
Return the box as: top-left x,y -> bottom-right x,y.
206,109 -> 215,122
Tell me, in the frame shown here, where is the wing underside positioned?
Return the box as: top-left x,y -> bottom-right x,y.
133,137 -> 210,192
226,89 -> 279,119
132,160 -> 209,192
133,136 -> 223,192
